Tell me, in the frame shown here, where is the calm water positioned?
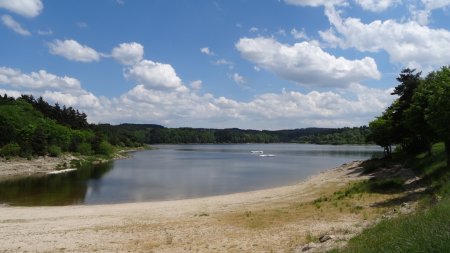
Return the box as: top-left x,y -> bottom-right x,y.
0,144 -> 383,206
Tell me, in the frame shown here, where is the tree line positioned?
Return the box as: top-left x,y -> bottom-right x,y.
367,66 -> 450,167
95,124 -> 371,145
0,95 -> 113,158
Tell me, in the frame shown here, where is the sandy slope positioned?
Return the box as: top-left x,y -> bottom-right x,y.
0,161 -> 387,252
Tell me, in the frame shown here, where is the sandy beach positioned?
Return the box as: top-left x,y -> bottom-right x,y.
0,159 -> 417,253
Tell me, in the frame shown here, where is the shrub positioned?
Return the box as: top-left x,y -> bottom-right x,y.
48,145 -> 62,157
0,142 -> 21,157
76,142 -> 92,155
96,140 -> 114,156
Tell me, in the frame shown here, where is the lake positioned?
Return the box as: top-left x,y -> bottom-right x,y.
0,144 -> 383,206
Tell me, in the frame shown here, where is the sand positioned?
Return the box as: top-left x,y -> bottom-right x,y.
0,155 -> 76,180
0,160 -> 411,252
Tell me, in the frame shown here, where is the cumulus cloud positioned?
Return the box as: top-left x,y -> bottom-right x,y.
97,81 -> 393,129
321,6 -> 450,69
0,0 -> 43,18
48,39 -> 101,62
235,37 -> 380,88
124,60 -> 187,92
232,73 -> 245,84
291,28 -> 308,40
421,0 -> 450,10
284,0 -> 346,7
37,28 -> 52,35
0,67 -> 81,91
410,0 -> 450,25
42,91 -> 101,109
214,59 -> 234,69
190,80 -> 203,90
354,0 -> 399,12
200,47 -> 214,56
111,42 -> 144,65
0,66 -> 101,110
1,15 -> 31,36
0,63 -> 394,129
249,27 -> 259,33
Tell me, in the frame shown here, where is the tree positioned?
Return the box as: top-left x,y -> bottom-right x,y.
389,68 -> 424,152
368,110 -> 395,158
421,66 -> 450,168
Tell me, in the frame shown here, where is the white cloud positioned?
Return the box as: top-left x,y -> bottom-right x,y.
249,27 -> 259,33
111,42 -> 144,65
321,6 -> 450,69
0,67 -> 101,110
42,91 -> 101,109
354,0 -> 399,12
410,0 -> 450,25
0,0 -> 43,18
97,81 -> 393,129
421,0 -> 450,10
284,0 -> 346,7
190,80 -> 203,90
1,15 -> 31,36
232,73 -> 245,84
200,47 -> 214,56
124,60 -> 187,92
48,39 -> 101,62
236,37 -> 380,88
0,64 -> 394,129
37,28 -> 52,35
276,29 -> 287,36
0,67 -> 81,91
291,28 -> 308,40
214,59 -> 234,69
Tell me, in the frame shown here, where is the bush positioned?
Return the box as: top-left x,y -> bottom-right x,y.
76,142 -> 92,155
96,140 -> 114,156
48,145 -> 62,157
0,142 -> 21,157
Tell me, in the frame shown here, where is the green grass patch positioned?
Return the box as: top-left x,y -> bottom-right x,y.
330,196 -> 450,253
333,178 -> 404,200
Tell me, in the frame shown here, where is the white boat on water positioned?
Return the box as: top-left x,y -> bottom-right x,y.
250,150 -> 264,154
259,154 -> 276,157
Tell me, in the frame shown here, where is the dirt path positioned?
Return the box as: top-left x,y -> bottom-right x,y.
0,161 -> 409,252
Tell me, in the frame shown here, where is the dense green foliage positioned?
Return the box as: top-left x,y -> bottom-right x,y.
368,66 -> 450,167
95,124 -> 370,145
0,95 -> 113,158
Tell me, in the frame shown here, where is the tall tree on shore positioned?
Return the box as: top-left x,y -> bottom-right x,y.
419,66 -> 450,168
389,68 -> 425,152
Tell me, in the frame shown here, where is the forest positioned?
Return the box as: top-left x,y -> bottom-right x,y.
0,95 -> 113,158
94,124 -> 369,145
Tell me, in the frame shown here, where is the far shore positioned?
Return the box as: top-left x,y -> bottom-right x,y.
0,160 -> 418,252
0,147 -> 144,181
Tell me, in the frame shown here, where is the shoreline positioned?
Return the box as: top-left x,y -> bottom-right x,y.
0,160 -> 401,252
0,147 -> 145,182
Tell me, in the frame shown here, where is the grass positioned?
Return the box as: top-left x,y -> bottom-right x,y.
329,193 -> 450,253
329,143 -> 450,253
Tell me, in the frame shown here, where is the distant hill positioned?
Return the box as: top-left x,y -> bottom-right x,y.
95,123 -> 370,145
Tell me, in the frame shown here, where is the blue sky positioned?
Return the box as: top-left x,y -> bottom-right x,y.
1,0 -> 449,129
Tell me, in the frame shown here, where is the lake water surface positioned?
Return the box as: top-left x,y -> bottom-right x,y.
0,144 -> 383,206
